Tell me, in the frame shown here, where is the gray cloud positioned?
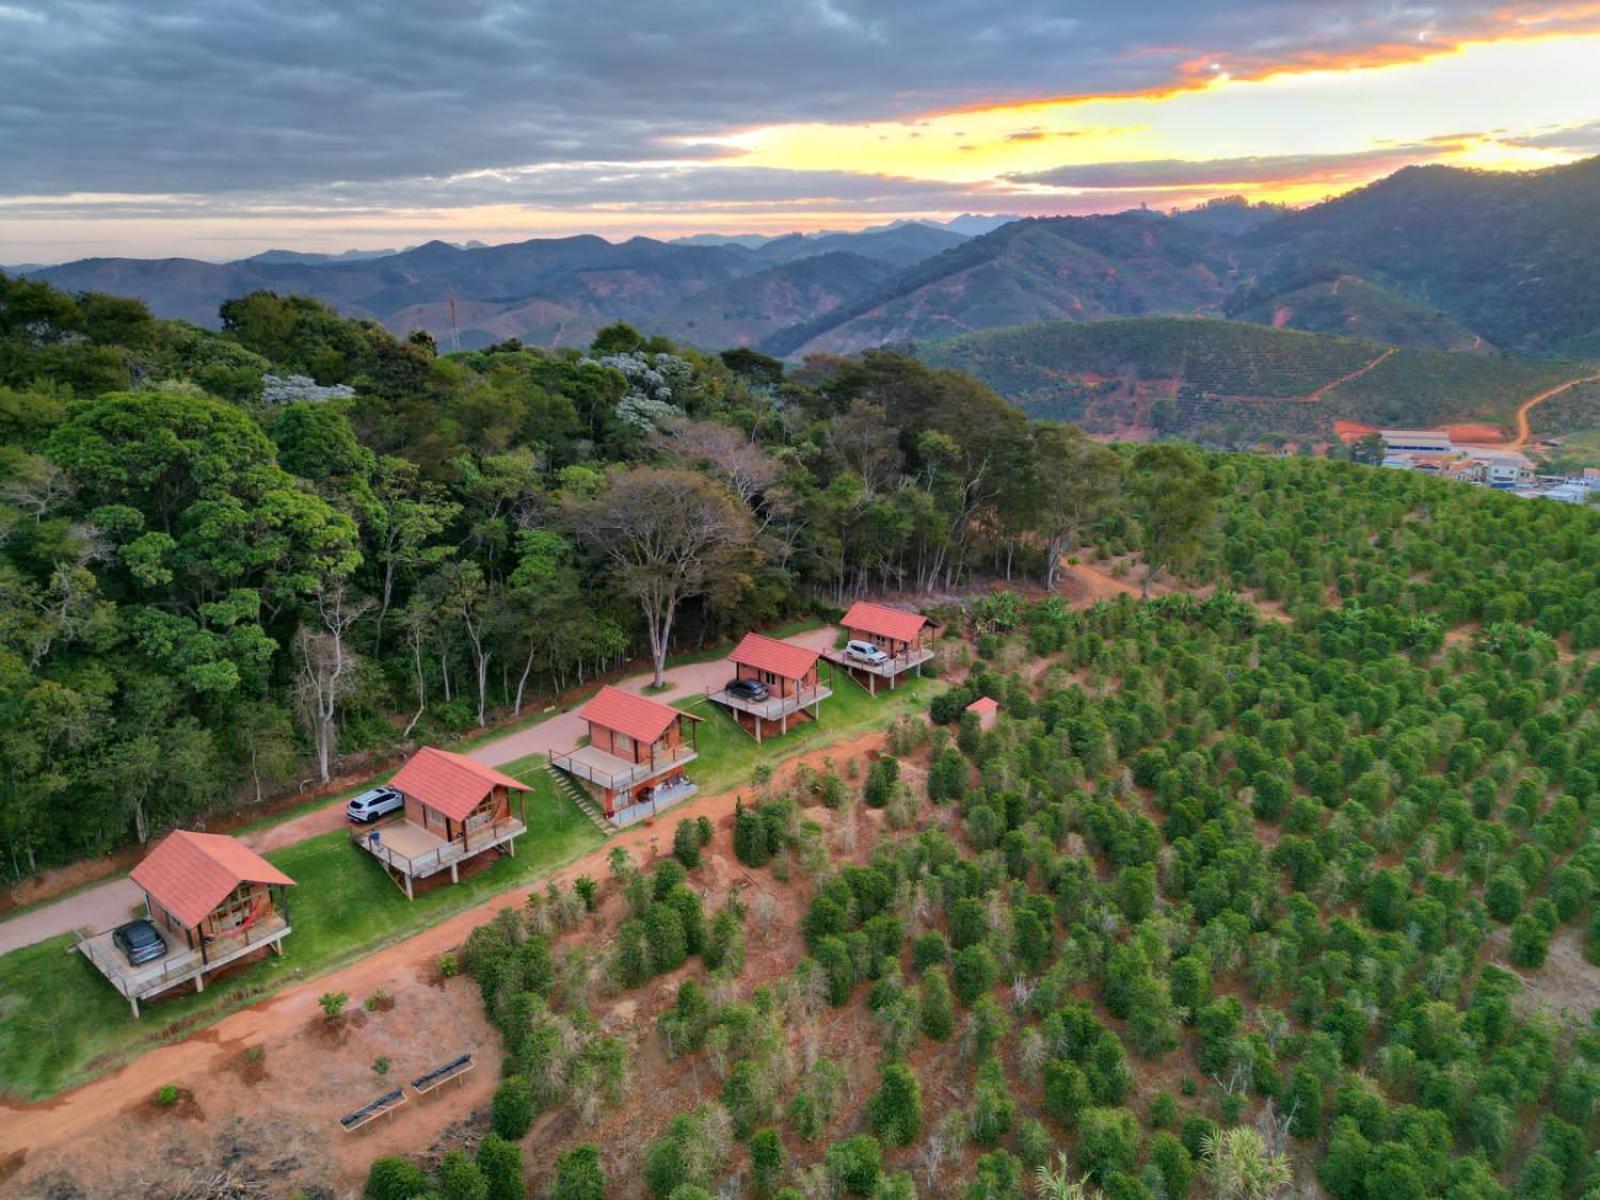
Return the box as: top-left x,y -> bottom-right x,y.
0,0 -> 1556,205
1506,120 -> 1600,154
1007,144 -> 1453,190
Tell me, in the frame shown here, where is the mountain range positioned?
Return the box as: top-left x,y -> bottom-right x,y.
17,158 -> 1600,364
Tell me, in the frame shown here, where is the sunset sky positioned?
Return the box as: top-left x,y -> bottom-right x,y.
3,1 -> 1600,262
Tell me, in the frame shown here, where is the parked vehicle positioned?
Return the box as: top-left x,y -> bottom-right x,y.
347,785 -> 404,823
726,677 -> 770,701
113,918 -> 168,966
846,639 -> 890,665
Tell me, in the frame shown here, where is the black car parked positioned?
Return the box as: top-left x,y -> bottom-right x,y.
113,918 -> 168,966
726,677 -> 769,701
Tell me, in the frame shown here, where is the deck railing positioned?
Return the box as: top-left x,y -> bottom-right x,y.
549,742 -> 697,791
706,682 -> 831,719
351,815 -> 526,878
79,911 -> 290,998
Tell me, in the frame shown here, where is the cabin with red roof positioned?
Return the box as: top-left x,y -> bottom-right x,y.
966,695 -> 1000,732
708,632 -> 833,742
354,746 -> 532,898
552,686 -> 702,825
78,831 -> 295,1017
826,601 -> 936,693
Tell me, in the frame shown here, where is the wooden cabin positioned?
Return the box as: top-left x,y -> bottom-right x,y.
553,686 -> 701,824
79,831 -> 295,1017
356,747 -> 531,898
710,632 -> 831,741
828,601 -> 936,692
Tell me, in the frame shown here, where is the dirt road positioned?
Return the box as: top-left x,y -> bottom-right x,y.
0,627 -> 838,957
1507,373 -> 1600,449
1303,346 -> 1396,403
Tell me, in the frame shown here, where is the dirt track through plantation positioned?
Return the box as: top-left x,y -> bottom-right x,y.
1507,372 -> 1600,449
1302,345 -> 1396,403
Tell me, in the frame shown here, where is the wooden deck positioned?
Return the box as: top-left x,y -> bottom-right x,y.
550,742 -> 697,792
821,645 -> 934,691
351,814 -> 526,893
705,682 -> 831,723
78,912 -> 291,1016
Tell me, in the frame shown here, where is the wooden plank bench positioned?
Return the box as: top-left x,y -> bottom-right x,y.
339,1087 -> 407,1132
410,1052 -> 475,1095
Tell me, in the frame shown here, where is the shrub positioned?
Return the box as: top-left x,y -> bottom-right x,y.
864,756 -> 899,808
438,952 -> 460,978
825,1134 -> 883,1197
574,875 -> 599,912
1078,1107 -> 1140,1179
952,944 -> 998,1006
475,1134 -> 524,1200
364,1156 -> 429,1200
373,1056 -> 391,1076
912,930 -> 949,972
155,1084 -> 181,1106
750,1127 -> 786,1198
919,966 -> 955,1041
490,1075 -> 536,1139
674,819 -> 704,869
867,1063 -> 923,1147
551,1145 -> 606,1200
645,902 -> 688,974
318,990 -> 349,1019
437,1149 -> 489,1200
1511,913 -> 1551,968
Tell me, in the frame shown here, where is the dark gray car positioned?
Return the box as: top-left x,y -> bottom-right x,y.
113,918 -> 168,965
727,677 -> 769,701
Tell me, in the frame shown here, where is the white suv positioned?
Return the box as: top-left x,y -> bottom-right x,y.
846,639 -> 890,666
347,785 -> 404,823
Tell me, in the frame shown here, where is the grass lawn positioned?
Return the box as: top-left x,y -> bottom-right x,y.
679,667 -> 940,795
0,765 -> 603,1102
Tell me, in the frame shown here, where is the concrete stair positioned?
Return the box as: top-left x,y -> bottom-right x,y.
545,761 -> 612,833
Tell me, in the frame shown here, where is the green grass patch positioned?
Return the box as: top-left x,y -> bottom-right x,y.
679,669 -> 939,795
0,766 -> 602,1101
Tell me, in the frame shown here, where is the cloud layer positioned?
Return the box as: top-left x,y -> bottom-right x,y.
2,1 -> 1599,256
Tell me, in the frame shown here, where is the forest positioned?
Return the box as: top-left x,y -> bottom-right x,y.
359,449 -> 1600,1200
0,273 -> 1190,877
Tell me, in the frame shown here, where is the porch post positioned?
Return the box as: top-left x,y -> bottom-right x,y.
404,872 -> 414,900
195,974 -> 205,994
130,995 -> 141,1019
450,862 -> 459,884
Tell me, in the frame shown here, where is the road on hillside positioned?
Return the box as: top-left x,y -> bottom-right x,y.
0,627 -> 838,956
1507,373 -> 1600,449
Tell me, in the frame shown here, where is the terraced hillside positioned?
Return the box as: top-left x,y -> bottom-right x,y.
1230,274 -> 1488,353
914,318 -> 1588,442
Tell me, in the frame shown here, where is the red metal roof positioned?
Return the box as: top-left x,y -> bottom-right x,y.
841,601 -> 930,644
966,696 -> 1000,714
730,632 -> 821,681
390,746 -> 532,822
578,685 -> 700,746
131,831 -> 294,930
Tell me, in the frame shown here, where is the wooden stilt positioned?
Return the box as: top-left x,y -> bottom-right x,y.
404,872 -> 414,900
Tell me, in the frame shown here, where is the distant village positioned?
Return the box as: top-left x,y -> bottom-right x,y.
1374,429 -> 1599,504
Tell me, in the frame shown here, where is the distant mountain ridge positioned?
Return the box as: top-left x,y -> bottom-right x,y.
19,158 -> 1600,357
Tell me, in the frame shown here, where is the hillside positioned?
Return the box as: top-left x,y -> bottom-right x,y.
763,212 -> 1237,357
1229,272 -> 1490,353
649,252 -> 897,349
1246,157 -> 1600,356
915,317 -> 1587,441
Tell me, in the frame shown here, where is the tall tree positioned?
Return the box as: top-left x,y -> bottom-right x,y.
1127,443 -> 1224,597
565,467 -> 756,687
1033,423 -> 1121,592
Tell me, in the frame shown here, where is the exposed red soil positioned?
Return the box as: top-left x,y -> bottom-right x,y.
1445,423 -> 1506,445
1334,419 -> 1380,443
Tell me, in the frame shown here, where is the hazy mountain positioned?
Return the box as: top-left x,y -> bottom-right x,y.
752,223 -> 968,270
762,212 -> 1237,356
650,252 -> 898,349
243,247 -> 399,266
28,223 -> 964,345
